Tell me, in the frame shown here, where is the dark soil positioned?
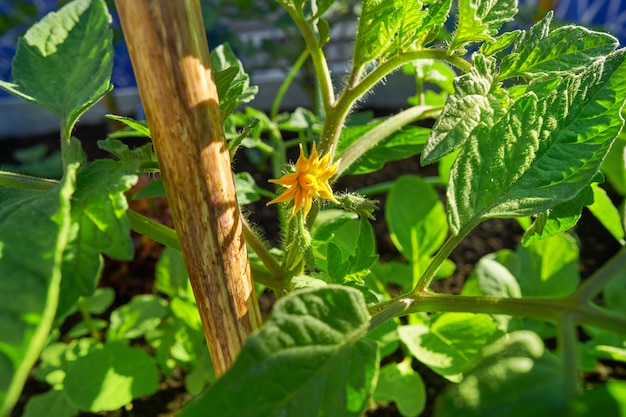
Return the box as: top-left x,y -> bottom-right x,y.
3,120 -> 623,417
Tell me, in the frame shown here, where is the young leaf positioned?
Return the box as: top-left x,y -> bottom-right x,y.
448,50 -> 626,234
63,342 -> 159,412
210,43 -> 258,119
373,358 -> 426,417
499,12 -> 619,80
352,0 -> 402,67
434,331 -> 565,417
415,0 -> 452,46
0,166 -> 76,417
0,0 -> 113,136
449,0 -> 517,51
179,286 -> 379,417
399,313 -> 501,382
421,55 -> 503,165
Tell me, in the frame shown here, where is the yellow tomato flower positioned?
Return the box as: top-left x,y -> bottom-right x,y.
267,142 -> 340,220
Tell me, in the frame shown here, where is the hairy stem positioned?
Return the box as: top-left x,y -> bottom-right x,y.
320,50 -> 470,161
280,3 -> 335,113
413,222 -> 476,293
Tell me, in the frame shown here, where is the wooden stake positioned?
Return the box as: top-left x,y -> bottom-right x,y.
114,0 -> 262,376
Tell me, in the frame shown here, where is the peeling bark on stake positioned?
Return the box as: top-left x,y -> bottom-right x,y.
114,0 -> 262,376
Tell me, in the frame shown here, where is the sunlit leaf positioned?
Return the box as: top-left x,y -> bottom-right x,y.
448,50 -> 626,234
0,0 -> 113,137
450,0 -> 517,50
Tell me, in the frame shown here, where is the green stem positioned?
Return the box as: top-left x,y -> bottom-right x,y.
242,217 -> 284,287
334,105 -> 440,178
557,312 -> 581,402
320,50 -> 470,161
270,49 -> 310,119
280,3 -> 335,113
369,292 -> 626,335
0,170 -> 58,190
413,222 -> 476,293
572,245 -> 626,303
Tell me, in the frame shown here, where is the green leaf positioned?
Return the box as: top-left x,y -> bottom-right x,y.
499,13 -> 619,80
22,389 -> 78,417
104,115 -> 151,137
0,0 -> 113,136
132,178 -> 166,199
155,246 -> 191,299
82,287 -> 115,314
601,134 -> 626,195
472,255 -> 521,298
341,125 -> 431,175
0,165 -> 75,417
416,0 -> 452,46
399,313 -> 501,382
353,0 -> 403,66
521,185 -> 594,246
573,381 -> 626,416
347,217 -> 379,281
479,30 -> 521,56
447,50 -> 626,234
311,209 -> 359,242
63,342 -> 159,412
179,286 -> 379,417
373,358 -> 426,417
449,0 -> 517,51
107,295 -> 168,341
210,43 -> 258,119
57,160 -> 137,320
421,55 -> 503,165
386,175 -> 448,264
234,172 -> 261,205
434,331 -> 565,417
588,183 -> 625,243
502,234 -> 580,297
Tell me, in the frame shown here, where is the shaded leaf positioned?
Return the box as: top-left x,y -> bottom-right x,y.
179,286 -> 378,417
434,331 -> 565,417
57,160 -> 137,320
373,358 -> 426,417
0,166 -> 75,417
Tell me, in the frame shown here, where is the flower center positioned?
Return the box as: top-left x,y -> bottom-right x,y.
299,173 -> 318,191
